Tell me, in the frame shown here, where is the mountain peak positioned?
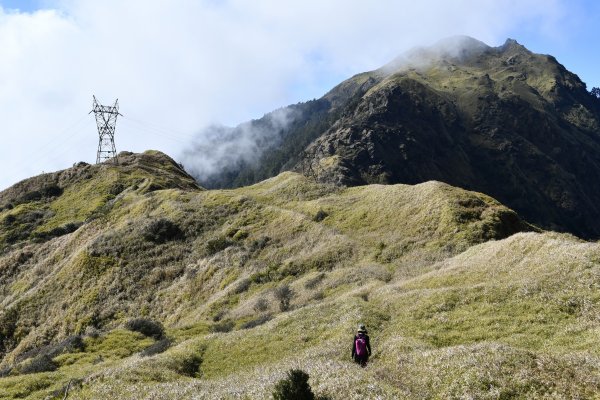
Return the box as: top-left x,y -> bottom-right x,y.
381,36 -> 492,73
498,37 -> 531,55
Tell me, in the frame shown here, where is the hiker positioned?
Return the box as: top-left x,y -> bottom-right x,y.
351,324 -> 371,367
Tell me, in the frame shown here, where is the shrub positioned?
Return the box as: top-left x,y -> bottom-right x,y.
205,236 -> 234,255
43,185 -> 63,197
212,310 -> 227,322
254,297 -> 270,312
313,209 -> 328,222
312,291 -> 325,301
2,214 -> 16,226
234,278 -> 251,294
249,236 -> 270,252
241,314 -> 272,330
211,320 -> 235,333
142,218 -> 182,243
124,318 -> 165,339
274,284 -> 295,311
177,353 -> 203,377
15,336 -> 84,363
0,366 -> 12,377
19,354 -> 57,374
31,222 -> 82,241
141,338 -> 172,357
273,369 -> 315,400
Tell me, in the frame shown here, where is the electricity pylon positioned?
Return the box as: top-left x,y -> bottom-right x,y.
90,96 -> 122,164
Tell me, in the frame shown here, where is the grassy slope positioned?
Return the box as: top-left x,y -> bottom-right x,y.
0,155 -> 598,399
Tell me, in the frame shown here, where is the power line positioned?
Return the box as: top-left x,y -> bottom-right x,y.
3,115 -> 91,182
121,114 -> 199,143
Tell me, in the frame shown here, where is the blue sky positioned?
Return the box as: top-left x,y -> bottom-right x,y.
0,0 -> 599,190
0,0 -> 42,12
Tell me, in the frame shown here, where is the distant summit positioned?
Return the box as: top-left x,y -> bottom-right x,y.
186,37 -> 600,239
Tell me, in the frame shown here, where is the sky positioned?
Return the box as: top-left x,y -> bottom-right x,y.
0,0 -> 599,190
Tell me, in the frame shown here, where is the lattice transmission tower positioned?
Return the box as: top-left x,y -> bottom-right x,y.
90,95 -> 122,164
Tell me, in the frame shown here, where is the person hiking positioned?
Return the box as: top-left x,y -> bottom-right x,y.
351,324 -> 371,367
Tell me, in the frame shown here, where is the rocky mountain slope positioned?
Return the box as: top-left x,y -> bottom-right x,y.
0,151 -> 599,399
191,37 -> 600,239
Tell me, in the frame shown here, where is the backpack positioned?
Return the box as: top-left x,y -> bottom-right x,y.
355,335 -> 367,357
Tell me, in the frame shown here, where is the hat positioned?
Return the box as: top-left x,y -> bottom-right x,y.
357,324 -> 367,333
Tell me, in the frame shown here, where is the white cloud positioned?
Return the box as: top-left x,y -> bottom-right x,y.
0,0 -> 572,190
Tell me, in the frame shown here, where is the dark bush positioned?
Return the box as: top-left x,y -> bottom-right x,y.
234,278 -> 251,294
124,318 -> 165,339
58,335 -> 84,353
253,297 -> 270,312
274,284 -> 295,311
0,203 -> 14,212
240,314 -> 272,330
20,210 -> 45,224
0,366 -> 12,377
0,308 -> 18,354
249,236 -> 270,252
17,185 -> 62,204
273,369 -> 315,400
211,320 -> 235,333
20,354 -> 57,374
141,338 -> 172,357
2,214 -> 16,226
305,273 -> 326,289
5,230 -> 26,244
212,310 -> 226,322
312,291 -> 325,301
41,185 -> 63,198
19,190 -> 42,203
313,209 -> 328,222
17,335 -> 85,363
142,218 -> 183,243
109,183 -> 125,196
250,263 -> 279,284
205,236 -> 234,255
177,353 -> 203,377
31,222 -> 82,241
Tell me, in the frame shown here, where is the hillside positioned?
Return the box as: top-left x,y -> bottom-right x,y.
0,151 -> 599,399
187,37 -> 600,239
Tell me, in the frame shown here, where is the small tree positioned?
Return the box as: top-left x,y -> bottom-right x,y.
591,87 -> 600,99
274,284 -> 294,311
273,369 -> 314,400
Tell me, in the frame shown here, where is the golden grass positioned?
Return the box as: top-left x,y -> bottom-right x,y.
0,163 -> 598,399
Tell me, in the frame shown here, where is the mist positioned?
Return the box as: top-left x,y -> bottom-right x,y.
180,107 -> 297,187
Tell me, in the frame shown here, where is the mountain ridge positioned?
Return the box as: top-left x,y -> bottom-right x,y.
188,37 -> 600,239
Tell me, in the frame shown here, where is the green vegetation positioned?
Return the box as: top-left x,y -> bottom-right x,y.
0,151 -> 598,398
273,369 -> 317,400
